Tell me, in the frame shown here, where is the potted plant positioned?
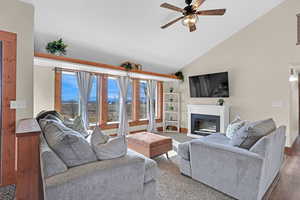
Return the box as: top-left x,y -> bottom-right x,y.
174,71 -> 184,81
46,38 -> 68,56
120,62 -> 133,71
217,99 -> 225,106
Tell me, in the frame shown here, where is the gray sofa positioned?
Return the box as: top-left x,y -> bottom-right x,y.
178,126 -> 286,200
40,133 -> 158,200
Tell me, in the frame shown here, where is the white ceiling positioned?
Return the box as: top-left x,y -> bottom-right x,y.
22,0 -> 284,73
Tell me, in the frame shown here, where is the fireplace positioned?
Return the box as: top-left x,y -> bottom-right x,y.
187,104 -> 229,138
191,114 -> 220,136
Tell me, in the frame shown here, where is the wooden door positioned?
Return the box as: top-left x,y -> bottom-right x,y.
0,30 -> 17,186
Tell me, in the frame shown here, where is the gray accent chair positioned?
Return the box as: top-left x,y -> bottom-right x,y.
178,126 -> 286,200
40,133 -> 158,200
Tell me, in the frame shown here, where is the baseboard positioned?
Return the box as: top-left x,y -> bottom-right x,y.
284,137 -> 298,156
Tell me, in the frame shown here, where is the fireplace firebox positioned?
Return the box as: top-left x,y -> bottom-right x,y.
191,114 -> 220,136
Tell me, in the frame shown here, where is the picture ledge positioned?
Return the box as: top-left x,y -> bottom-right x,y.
34,53 -> 179,82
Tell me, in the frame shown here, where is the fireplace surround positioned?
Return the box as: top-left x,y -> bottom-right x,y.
187,104 -> 229,138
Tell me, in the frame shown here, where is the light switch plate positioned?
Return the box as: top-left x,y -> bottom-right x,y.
272,100 -> 283,108
10,100 -> 27,109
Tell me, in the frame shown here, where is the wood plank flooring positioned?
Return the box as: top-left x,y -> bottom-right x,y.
269,137 -> 300,200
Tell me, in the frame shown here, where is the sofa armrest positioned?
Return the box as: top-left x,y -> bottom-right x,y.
189,140 -> 264,200
191,140 -> 263,160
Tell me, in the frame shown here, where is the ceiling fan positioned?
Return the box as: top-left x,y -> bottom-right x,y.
160,0 -> 226,32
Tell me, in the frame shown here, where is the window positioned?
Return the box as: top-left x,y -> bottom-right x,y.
57,71 -> 163,129
139,80 -> 147,119
61,72 -> 80,119
88,76 -> 99,124
107,77 -> 120,122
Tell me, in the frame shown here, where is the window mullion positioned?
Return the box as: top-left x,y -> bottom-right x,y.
132,79 -> 140,121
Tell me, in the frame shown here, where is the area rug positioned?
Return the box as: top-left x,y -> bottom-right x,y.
154,152 -> 234,200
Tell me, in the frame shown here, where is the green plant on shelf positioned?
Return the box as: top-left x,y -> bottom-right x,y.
46,38 -> 68,56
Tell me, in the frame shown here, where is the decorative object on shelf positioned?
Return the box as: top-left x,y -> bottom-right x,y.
217,99 -> 225,106
169,87 -> 174,93
174,71 -> 184,81
169,105 -> 174,111
120,61 -> 142,71
46,38 -> 68,56
170,98 -> 173,102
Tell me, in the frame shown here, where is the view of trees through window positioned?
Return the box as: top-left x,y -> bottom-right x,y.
88,76 -> 98,124
139,81 -> 147,119
60,72 -> 160,125
61,72 -> 98,123
107,77 -> 120,122
61,72 -> 79,119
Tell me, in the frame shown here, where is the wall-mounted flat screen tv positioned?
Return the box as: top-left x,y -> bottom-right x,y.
189,72 -> 229,97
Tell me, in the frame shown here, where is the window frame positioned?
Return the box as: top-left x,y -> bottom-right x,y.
55,71 -> 163,130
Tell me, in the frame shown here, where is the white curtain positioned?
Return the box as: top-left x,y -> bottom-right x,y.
117,76 -> 130,136
147,80 -> 157,132
76,71 -> 93,129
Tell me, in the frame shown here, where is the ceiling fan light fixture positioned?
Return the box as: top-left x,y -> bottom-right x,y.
181,14 -> 198,26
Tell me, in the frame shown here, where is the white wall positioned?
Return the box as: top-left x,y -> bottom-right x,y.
0,0 -> 34,121
33,66 -> 55,115
167,0 -> 300,147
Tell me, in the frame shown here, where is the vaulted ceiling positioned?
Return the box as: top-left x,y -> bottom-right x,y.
22,0 -> 284,73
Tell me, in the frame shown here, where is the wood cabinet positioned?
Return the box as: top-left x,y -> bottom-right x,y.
16,119 -> 42,200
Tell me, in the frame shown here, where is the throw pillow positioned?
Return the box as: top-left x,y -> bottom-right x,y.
226,117 -> 246,139
41,119 -> 97,167
230,118 -> 276,149
64,115 -> 89,138
91,126 -> 109,145
91,134 -> 127,160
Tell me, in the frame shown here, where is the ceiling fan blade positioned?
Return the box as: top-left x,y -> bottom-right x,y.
192,0 -> 206,10
189,24 -> 197,32
161,16 -> 184,29
160,3 -> 184,13
196,9 -> 226,16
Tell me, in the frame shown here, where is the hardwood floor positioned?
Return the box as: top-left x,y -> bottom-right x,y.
269,137 -> 300,199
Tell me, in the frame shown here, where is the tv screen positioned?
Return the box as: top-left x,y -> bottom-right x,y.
189,72 -> 229,97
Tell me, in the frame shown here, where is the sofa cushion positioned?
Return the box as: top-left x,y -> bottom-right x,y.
36,110 -> 64,123
92,135 -> 127,160
200,133 -> 231,145
41,119 -> 97,167
40,134 -> 67,178
231,118 -> 276,149
178,142 -> 190,161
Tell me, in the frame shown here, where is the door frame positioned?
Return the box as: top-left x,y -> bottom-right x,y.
0,30 -> 17,186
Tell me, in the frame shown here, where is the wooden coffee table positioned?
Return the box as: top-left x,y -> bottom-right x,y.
127,132 -> 172,158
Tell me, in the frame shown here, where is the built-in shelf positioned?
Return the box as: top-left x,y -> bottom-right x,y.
34,53 -> 179,82
163,92 -> 180,133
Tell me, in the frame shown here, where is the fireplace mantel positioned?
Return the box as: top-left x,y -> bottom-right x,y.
187,104 -> 230,138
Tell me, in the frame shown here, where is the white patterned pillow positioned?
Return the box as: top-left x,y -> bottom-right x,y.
226,117 -> 246,139
64,115 -> 89,138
